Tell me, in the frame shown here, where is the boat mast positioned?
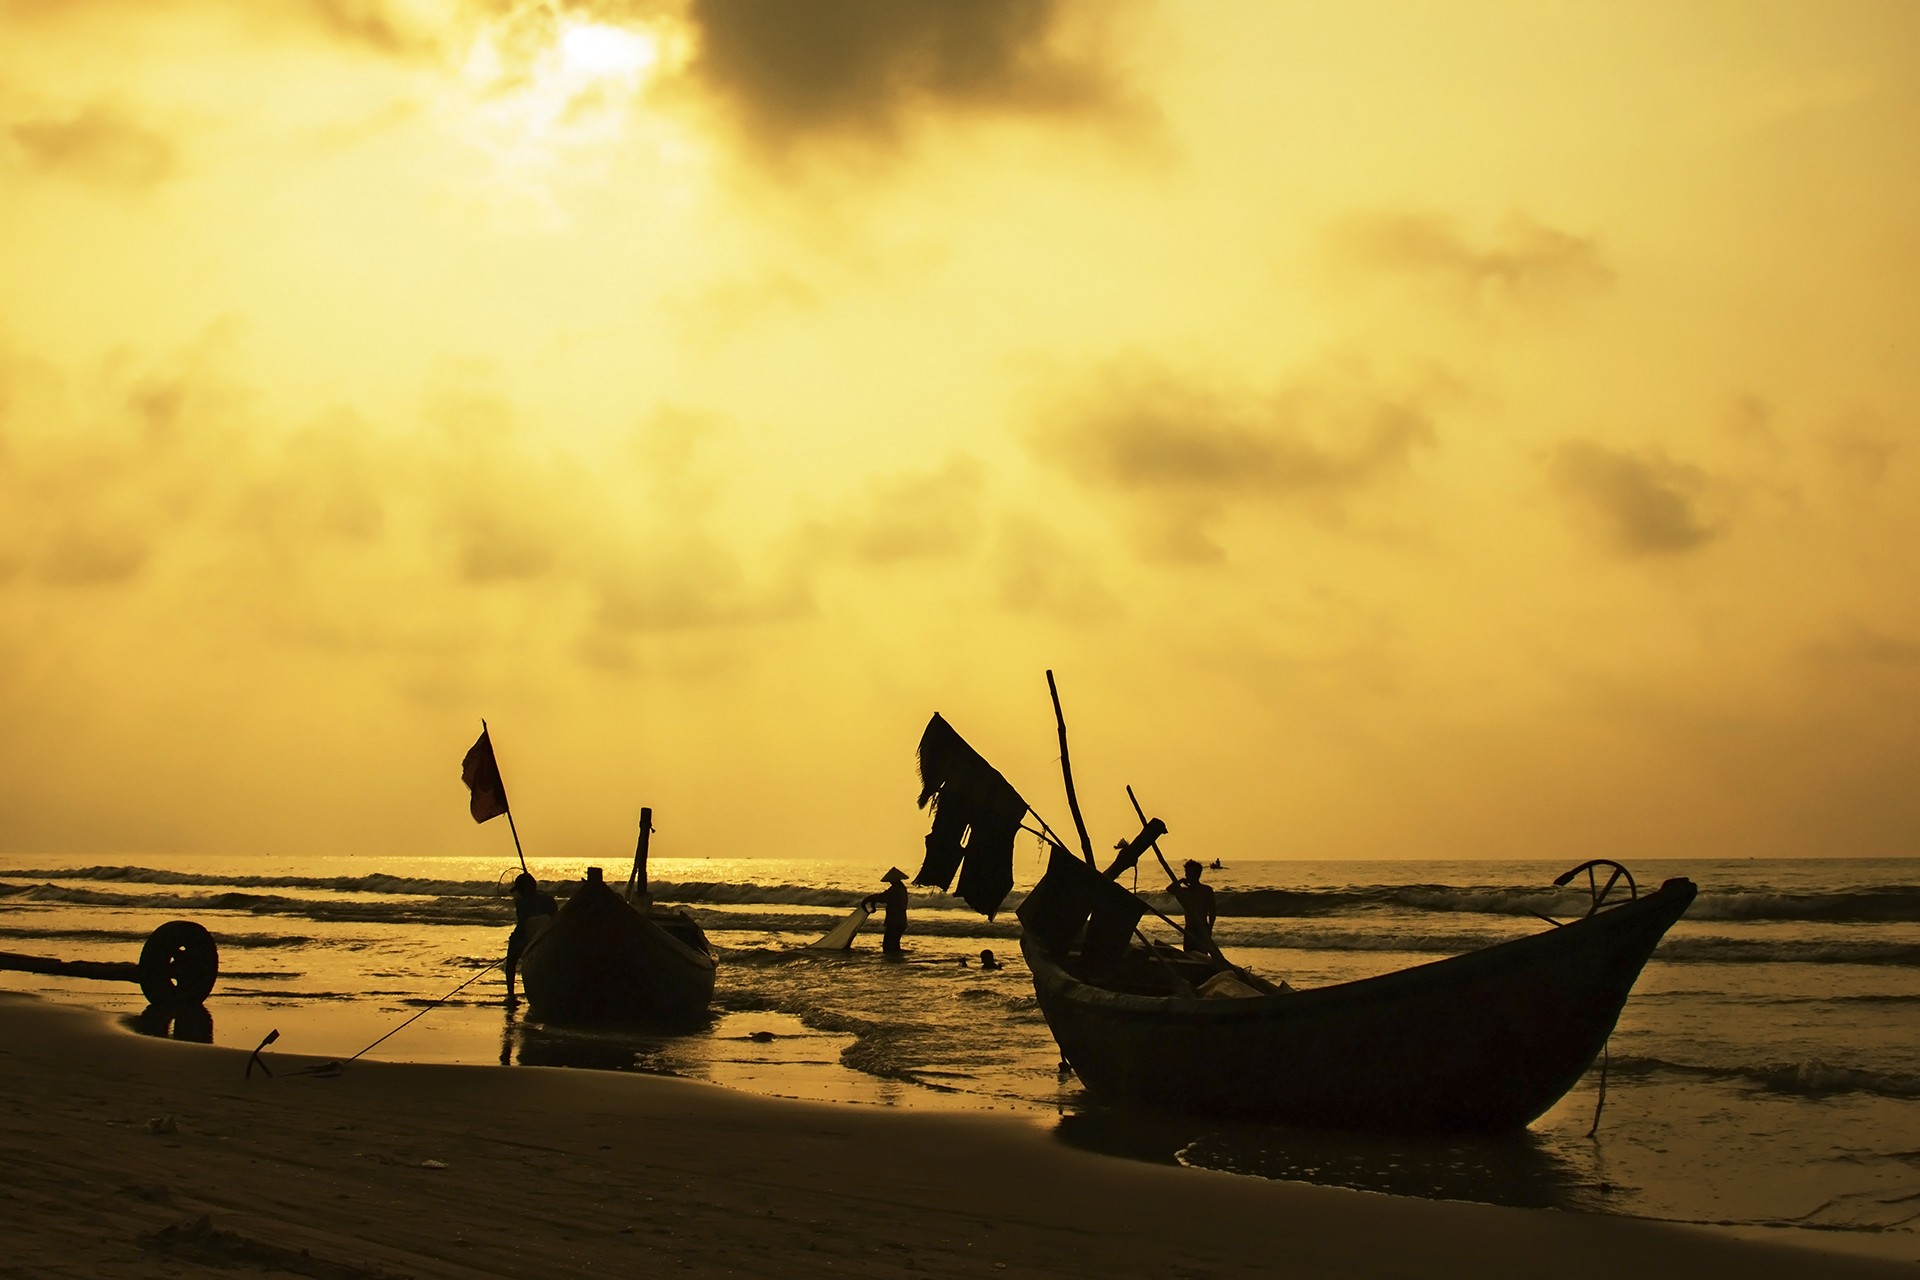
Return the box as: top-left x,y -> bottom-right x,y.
1045,670 -> 1097,866
628,806 -> 653,901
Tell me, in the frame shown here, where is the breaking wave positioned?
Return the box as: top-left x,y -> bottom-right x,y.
13,864 -> 1920,924
6,873 -> 1915,966
1610,1054 -> 1920,1102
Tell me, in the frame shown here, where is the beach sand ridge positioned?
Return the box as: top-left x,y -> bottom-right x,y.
2,993 -> 1908,1278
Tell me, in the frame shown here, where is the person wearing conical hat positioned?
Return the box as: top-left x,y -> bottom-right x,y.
503,872 -> 556,1003
860,867 -> 910,955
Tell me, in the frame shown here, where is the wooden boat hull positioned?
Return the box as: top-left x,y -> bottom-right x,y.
1023,871 -> 1695,1133
520,875 -> 715,1025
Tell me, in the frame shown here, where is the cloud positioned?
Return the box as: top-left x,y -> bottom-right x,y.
0,335 -> 838,700
296,0 -> 427,55
575,404 -> 816,643
1801,625 -> 1920,671
1029,359 -> 1440,560
1327,211 -> 1610,313
7,0 -> 1153,178
7,102 -> 177,190
34,527 -> 150,585
682,0 -> 1145,155
0,0 -> 432,55
589,548 -> 810,634
1548,440 -> 1721,556
992,511 -> 1119,622
231,417 -> 389,548
1824,415 -> 1899,487
0,331 -> 253,590
805,455 -> 984,564
450,509 -> 556,582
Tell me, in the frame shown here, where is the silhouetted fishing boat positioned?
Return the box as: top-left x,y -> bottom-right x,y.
518,812 -> 716,1025
459,730 -> 716,1024
911,672 -> 1696,1134
1018,846 -> 1695,1132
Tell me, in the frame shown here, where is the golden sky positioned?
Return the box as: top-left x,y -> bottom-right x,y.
3,0 -> 1917,866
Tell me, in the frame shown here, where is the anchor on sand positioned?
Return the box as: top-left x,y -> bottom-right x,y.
0,921 -> 220,1010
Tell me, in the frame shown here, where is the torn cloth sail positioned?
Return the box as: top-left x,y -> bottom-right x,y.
915,713 -> 1027,918
461,727 -> 510,824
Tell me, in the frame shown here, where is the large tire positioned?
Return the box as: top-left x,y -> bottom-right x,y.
138,921 -> 219,1008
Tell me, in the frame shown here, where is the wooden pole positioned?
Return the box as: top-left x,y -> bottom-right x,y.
483,719 -> 530,875
1126,785 -> 1180,885
1045,669 -> 1097,866
630,806 -> 653,900
1129,785 -> 1251,977
504,811 -> 529,876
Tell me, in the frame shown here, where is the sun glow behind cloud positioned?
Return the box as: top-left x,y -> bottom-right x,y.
3,2 -> 1919,863
448,9 -> 688,216
559,20 -> 659,82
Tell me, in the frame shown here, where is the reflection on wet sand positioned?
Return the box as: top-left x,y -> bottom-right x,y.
1055,1110 -> 1612,1212
493,1003 -> 914,1107
499,1004 -> 711,1074
123,1003 -> 214,1044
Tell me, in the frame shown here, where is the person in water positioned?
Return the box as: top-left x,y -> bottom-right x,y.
503,872 -> 557,1001
861,867 -> 910,955
978,948 -> 1001,971
1168,859 -> 1217,956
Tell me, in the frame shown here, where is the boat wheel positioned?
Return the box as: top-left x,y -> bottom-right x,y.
1552,860 -> 1637,917
138,921 -> 220,1008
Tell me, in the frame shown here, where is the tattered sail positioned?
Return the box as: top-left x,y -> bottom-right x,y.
915,713 -> 1028,918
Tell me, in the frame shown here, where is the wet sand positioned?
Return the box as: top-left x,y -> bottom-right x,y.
2,993 -> 1908,1279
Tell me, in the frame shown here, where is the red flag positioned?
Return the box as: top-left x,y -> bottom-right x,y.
461,728 -> 509,823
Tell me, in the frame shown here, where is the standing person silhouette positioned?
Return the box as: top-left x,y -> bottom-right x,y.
861,867 -> 910,955
1168,859 -> 1217,956
503,873 -> 557,1002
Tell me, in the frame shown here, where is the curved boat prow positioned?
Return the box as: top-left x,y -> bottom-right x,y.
1023,856 -> 1696,1133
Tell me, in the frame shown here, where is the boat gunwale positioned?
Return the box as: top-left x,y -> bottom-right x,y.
522,886 -> 717,967
1023,876 -> 1697,1024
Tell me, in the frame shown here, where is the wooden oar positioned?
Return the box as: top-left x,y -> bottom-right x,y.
1126,785 -> 1270,984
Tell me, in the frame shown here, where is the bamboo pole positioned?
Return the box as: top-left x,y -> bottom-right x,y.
1045,670 -> 1097,866
1129,785 -> 1265,981
482,719 -> 530,875
1127,784 -> 1181,886
629,806 -> 653,899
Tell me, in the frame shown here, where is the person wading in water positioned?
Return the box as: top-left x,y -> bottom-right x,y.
1168,859 -> 1218,957
503,873 -> 557,1001
861,867 -> 911,955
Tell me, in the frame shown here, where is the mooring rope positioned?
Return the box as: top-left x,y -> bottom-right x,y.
245,959 -> 504,1079
1587,1039 -> 1611,1137
347,960 -> 503,1062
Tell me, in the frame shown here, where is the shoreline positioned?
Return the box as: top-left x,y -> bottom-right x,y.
4,992 -> 1912,1278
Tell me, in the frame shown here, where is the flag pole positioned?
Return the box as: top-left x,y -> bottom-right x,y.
483,719 -> 530,875
505,811 -> 529,876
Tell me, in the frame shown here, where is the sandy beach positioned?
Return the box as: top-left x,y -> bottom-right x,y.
1,993 -> 1908,1279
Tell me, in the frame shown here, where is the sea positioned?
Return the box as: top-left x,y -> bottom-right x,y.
2,848 -> 1915,1264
